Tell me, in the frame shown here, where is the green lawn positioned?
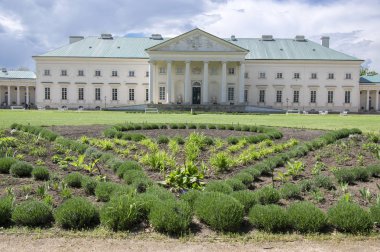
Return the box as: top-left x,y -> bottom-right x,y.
0,110 -> 379,132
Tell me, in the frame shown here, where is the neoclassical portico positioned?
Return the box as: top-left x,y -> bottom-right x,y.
146,29 -> 249,105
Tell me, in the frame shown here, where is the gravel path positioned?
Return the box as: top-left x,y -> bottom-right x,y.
0,234 -> 379,252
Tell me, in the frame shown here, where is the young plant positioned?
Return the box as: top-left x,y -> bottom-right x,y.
165,161 -> 204,190
311,190 -> 325,203
285,160 -> 304,179
359,187 -> 372,203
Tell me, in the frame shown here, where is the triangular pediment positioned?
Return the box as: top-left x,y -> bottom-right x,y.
146,28 -> 249,53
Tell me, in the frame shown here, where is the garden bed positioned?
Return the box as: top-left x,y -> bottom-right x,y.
0,123 -> 379,237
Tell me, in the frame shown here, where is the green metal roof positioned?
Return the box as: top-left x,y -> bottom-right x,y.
229,38 -> 360,61
36,36 -> 361,61
0,70 -> 36,79
360,74 -> 380,84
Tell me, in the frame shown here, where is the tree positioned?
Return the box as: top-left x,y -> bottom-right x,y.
360,67 -> 378,76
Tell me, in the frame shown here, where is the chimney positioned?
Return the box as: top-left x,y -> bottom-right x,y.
262,35 -> 274,41
321,36 -> 330,48
231,35 -> 237,41
69,36 -> 84,44
1,68 -> 7,73
150,34 -> 163,40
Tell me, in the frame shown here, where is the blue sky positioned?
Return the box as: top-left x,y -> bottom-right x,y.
0,0 -> 379,71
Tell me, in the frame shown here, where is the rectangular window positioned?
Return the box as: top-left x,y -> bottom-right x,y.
146,71 -> 149,77
228,68 -> 235,75
276,90 -> 282,103
345,73 -> 352,79
328,90 -> 334,103
345,90 -> 351,103
311,73 -> 317,79
61,87 -> 67,100
78,88 -> 84,100
328,73 -> 334,79
244,89 -> 248,102
259,72 -> 266,79
294,73 -> 300,79
145,89 -> 149,101
293,90 -> 300,103
95,70 -> 101,77
276,73 -> 283,79
159,67 -> 166,74
128,71 -> 135,77
259,90 -> 265,103
78,70 -> 84,76
159,86 -> 165,100
112,88 -> 118,101
95,88 -> 101,101
176,67 -> 183,74
129,88 -> 135,101
244,72 -> 249,79
44,70 -> 50,76
227,87 -> 234,101
61,70 -> 67,76
112,70 -> 118,77
44,87 -> 50,100
310,90 -> 317,103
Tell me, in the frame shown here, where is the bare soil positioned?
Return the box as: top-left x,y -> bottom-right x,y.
0,234 -> 379,252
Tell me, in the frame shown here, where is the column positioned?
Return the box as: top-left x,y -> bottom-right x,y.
16,86 -> 20,105
148,61 -> 155,103
366,90 -> 370,111
184,61 -> 191,104
7,86 -> 10,106
202,61 -> 209,104
221,61 -> 227,103
239,62 -> 245,104
166,61 -> 172,104
376,90 -> 379,111
26,86 -> 30,105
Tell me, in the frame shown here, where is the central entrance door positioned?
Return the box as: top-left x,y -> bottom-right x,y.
192,85 -> 201,104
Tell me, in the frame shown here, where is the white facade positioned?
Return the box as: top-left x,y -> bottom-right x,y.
33,29 -> 364,112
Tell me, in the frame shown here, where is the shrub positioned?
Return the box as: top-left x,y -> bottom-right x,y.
0,157 -> 17,174
173,136 -> 185,145
64,172 -> 83,188
227,136 -> 239,145
368,164 -> 380,177
352,167 -> 371,182
82,177 -> 98,195
255,186 -> 280,205
149,200 -> 192,234
204,181 -> 233,194
169,123 -> 178,129
116,160 -> 141,178
230,190 -> 257,213
370,203 -> 380,227
299,179 -> 315,192
180,189 -> 202,210
279,183 -> 301,199
145,185 -> 176,201
203,136 -> 214,146
0,196 -> 13,227
198,124 -> 207,129
100,195 -> 143,231
248,204 -> 289,232
233,172 -> 254,185
187,124 -> 197,129
95,182 -> 120,202
157,136 -> 169,144
131,177 -> 153,193
12,200 -> 53,227
32,166 -> 50,181
10,161 -> 33,177
287,202 -> 327,233
123,169 -> 148,185
328,201 -> 372,233
313,175 -> 335,190
226,125 -> 235,130
178,123 -> 187,129
55,197 -> 99,230
195,192 -> 244,231
217,124 -> 226,130
225,179 -> 247,191
208,124 -> 216,129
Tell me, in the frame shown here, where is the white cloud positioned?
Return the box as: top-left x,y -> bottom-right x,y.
0,13 -> 24,36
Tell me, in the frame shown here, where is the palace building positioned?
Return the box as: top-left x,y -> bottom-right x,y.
29,28 -> 378,112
